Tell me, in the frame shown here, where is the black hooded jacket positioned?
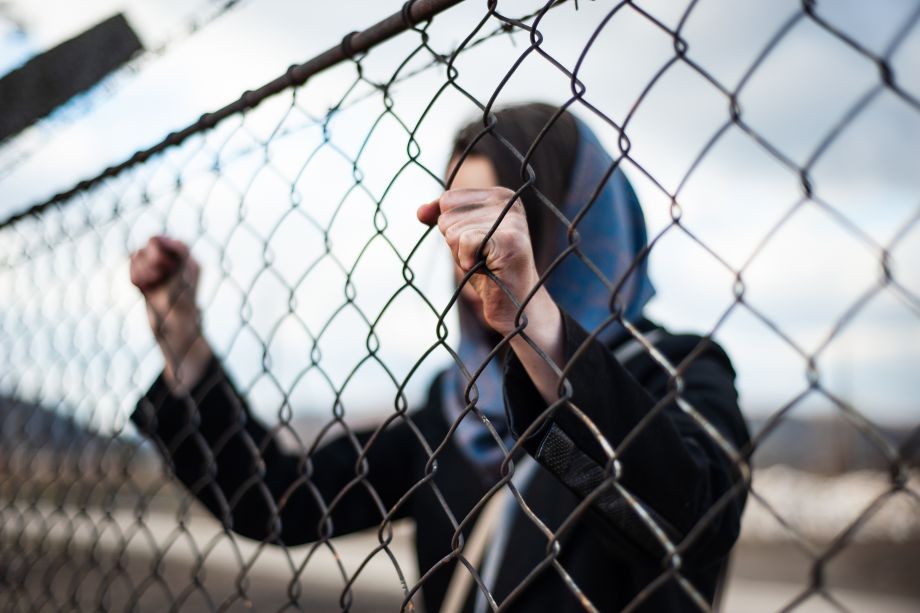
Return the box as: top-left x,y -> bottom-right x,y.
132,312 -> 750,612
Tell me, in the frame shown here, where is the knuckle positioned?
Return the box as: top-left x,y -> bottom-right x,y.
440,190 -> 459,208
501,227 -> 529,251
488,186 -> 515,206
459,229 -> 481,248
444,224 -> 460,245
438,218 -> 450,237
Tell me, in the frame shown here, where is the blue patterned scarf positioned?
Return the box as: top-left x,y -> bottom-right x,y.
442,119 -> 656,472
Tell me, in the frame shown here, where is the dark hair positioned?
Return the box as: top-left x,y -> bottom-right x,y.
451,103 -> 579,272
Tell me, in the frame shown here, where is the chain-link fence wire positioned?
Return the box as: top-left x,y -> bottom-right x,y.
2,0 -> 920,611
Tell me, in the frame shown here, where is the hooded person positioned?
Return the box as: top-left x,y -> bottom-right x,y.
130,102 -> 749,612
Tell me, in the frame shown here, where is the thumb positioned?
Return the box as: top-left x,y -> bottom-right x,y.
416,198 -> 441,227
457,228 -> 493,272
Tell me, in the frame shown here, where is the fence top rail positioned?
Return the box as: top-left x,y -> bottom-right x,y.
0,0 -> 467,230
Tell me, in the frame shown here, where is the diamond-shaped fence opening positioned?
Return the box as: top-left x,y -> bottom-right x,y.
1,1 -> 919,612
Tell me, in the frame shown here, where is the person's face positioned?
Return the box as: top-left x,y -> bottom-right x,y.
446,154 -> 499,320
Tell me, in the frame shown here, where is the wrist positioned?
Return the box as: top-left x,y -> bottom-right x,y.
505,288 -> 565,405
507,288 -> 564,366
162,334 -> 213,395
149,301 -> 200,350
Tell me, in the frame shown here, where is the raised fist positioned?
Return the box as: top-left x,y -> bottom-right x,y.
130,236 -> 209,392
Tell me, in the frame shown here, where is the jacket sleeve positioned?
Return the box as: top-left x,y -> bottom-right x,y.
131,356 -> 417,546
504,311 -> 749,564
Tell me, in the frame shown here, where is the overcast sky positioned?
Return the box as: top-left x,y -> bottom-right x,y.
1,0 -> 918,433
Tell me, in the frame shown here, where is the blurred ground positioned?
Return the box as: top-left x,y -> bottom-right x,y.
3,405 -> 918,611
723,545 -> 920,612
2,466 -> 918,611
3,518 -> 918,612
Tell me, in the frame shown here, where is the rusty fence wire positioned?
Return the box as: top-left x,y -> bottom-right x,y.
1,0 -> 920,611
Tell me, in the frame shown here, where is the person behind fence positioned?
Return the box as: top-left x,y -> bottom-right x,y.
130,103 -> 750,612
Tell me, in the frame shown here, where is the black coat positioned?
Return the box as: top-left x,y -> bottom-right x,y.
132,312 -> 750,612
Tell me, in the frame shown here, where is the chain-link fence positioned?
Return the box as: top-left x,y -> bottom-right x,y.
1,0 -> 919,611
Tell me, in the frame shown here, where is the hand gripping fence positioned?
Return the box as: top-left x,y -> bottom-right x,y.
1,1 -> 919,611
